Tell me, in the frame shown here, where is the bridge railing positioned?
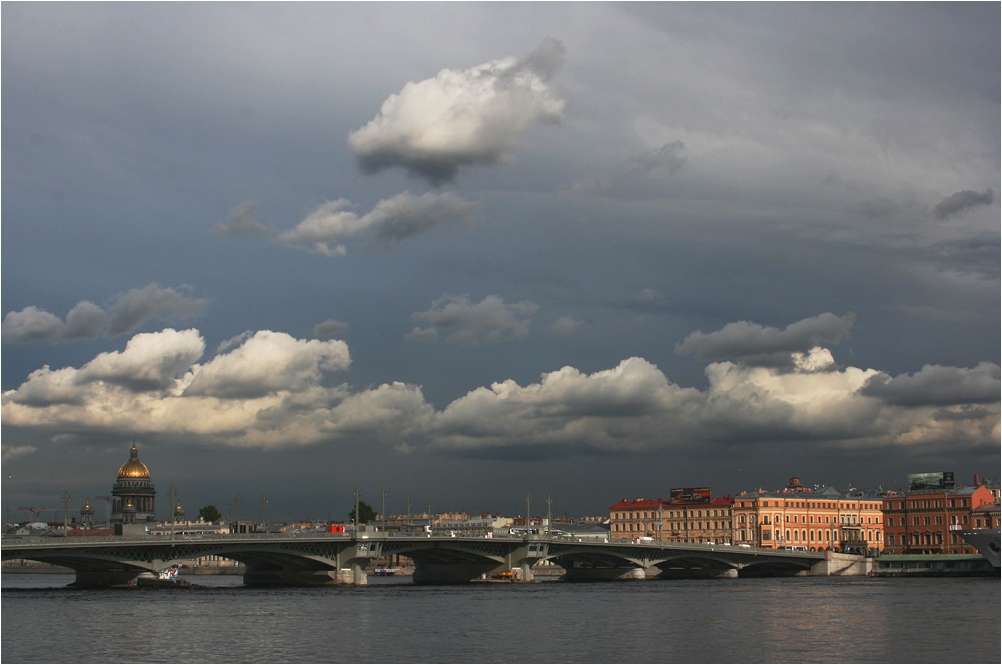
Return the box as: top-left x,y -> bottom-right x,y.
3,531 -> 801,555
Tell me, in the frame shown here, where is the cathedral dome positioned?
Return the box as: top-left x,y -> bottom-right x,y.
117,444 -> 151,479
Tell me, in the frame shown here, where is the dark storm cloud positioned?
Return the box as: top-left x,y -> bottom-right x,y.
1,302 -> 105,344
567,142 -> 687,194
675,313 -> 856,368
348,39 -> 566,184
217,201 -> 269,237
2,284 -> 207,344
859,363 -> 1000,407
406,295 -> 540,346
279,192 -> 475,257
104,284 -> 209,338
313,319 -> 351,339
933,189 -> 994,219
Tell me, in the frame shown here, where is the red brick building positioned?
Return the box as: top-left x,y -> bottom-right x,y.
882,480 -> 995,555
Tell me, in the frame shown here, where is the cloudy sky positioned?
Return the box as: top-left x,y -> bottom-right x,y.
2,3 -> 998,522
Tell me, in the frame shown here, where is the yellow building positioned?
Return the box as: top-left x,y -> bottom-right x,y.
732,478 -> 884,553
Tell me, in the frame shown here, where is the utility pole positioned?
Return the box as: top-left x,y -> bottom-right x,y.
379,488 -> 387,533
426,500 -> 433,535
234,494 -> 243,534
546,495 -> 553,538
168,485 -> 179,544
60,491 -> 72,529
406,498 -> 411,525
260,494 -> 268,534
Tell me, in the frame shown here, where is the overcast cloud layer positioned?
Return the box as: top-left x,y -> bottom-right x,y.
2,4 -> 998,518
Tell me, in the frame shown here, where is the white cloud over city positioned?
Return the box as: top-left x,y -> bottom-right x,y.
3,318 -> 997,457
348,38 -> 567,183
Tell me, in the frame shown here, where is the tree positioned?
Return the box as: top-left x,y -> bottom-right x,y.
198,505 -> 222,523
348,501 -> 377,524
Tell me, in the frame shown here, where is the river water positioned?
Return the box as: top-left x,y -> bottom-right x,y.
2,574 -> 999,663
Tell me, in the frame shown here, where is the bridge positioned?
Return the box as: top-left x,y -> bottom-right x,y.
1,533 -> 868,587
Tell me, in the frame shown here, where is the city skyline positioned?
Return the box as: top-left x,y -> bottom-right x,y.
2,4 -> 999,518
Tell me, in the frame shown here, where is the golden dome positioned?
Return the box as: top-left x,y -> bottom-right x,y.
117,443 -> 151,479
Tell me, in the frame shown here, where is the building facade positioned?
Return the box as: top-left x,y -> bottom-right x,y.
609,489 -> 734,544
881,482 -> 995,555
732,478 -> 884,553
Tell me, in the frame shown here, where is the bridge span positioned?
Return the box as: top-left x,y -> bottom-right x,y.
2,534 -> 868,587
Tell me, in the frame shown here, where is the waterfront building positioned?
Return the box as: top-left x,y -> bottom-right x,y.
881,474 -> 996,555
110,443 -> 156,525
732,477 -> 884,553
609,488 -> 734,544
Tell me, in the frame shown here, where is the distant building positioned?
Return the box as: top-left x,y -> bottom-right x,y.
609,488 -> 734,544
732,477 -> 884,553
111,443 -> 156,525
882,473 -> 996,555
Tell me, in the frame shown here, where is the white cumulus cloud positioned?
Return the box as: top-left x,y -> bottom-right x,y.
348,38 -> 566,183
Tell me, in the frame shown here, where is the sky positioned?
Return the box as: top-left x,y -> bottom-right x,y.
2,3 -> 999,523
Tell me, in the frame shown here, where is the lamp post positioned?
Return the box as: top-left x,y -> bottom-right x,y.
353,488 -> 361,538
168,485 -> 178,544
234,494 -> 243,534
525,493 -> 531,539
426,500 -> 433,535
379,488 -> 387,533
546,495 -> 553,538
260,494 -> 268,534
60,490 -> 73,532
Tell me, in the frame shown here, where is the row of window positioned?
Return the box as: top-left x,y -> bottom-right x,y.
612,508 -> 728,520
738,500 -> 880,510
738,513 -> 878,525
612,521 -> 733,532
887,499 -> 971,510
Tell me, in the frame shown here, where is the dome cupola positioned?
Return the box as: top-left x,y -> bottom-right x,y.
117,443 -> 151,479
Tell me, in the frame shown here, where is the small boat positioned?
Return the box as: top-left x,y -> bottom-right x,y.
372,567 -> 399,576
158,565 -> 181,581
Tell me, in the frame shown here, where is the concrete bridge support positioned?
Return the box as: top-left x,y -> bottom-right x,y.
69,570 -> 148,588
411,560 -> 502,584
560,564 -> 646,581
656,566 -> 739,579
810,552 -> 871,576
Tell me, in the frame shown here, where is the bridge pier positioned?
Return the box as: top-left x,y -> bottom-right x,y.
243,567 -> 367,586
412,561 -> 501,584
561,565 -> 646,581
656,566 -> 738,579
69,570 -> 147,588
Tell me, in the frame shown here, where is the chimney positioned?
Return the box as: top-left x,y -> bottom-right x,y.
973,473 -> 979,486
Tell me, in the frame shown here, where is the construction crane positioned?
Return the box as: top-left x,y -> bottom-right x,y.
93,496 -> 113,529
17,507 -> 46,522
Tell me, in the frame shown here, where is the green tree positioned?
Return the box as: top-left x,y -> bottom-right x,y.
348,501 -> 377,524
198,505 -> 222,523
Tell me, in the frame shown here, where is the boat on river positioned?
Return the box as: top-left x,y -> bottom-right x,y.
958,529 -> 1000,569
